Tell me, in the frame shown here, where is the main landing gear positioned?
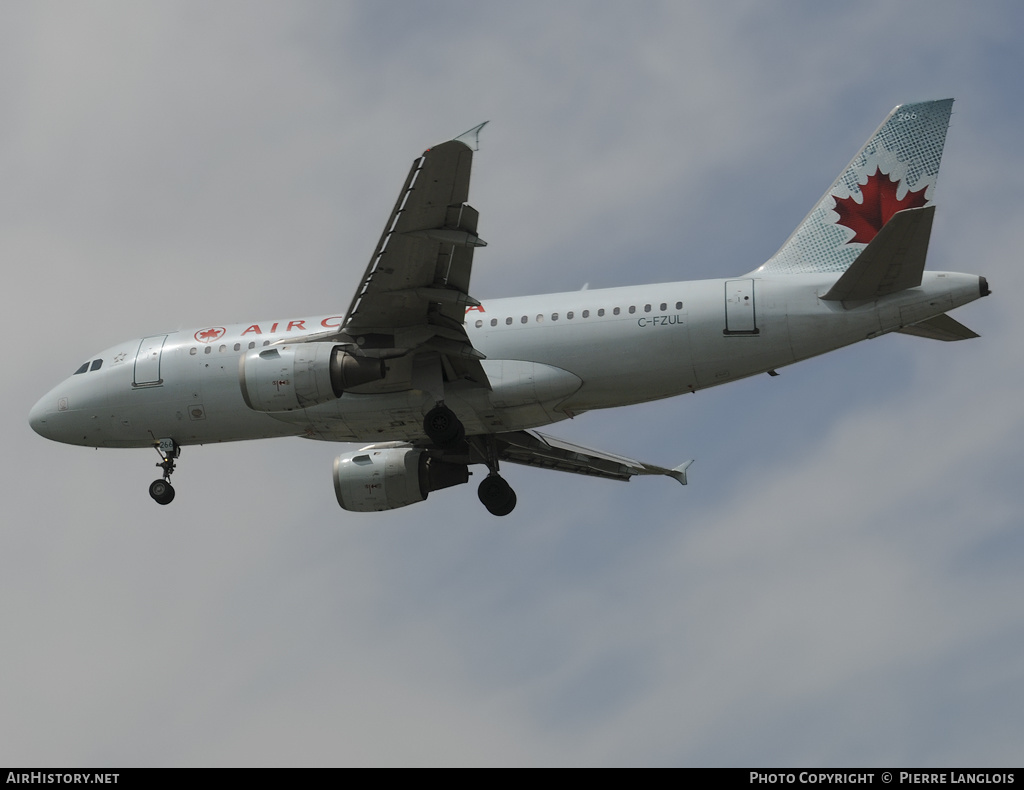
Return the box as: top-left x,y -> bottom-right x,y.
149,438 -> 180,505
423,407 -> 517,516
478,473 -> 516,517
423,403 -> 465,448
476,435 -> 517,516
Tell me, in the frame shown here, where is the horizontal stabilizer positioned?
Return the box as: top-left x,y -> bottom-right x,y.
896,312 -> 980,341
821,206 -> 934,302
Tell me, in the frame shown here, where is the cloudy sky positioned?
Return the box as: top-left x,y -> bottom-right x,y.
3,0 -> 1023,767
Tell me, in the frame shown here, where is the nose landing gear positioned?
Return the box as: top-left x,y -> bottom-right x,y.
149,478 -> 174,505
149,438 -> 180,505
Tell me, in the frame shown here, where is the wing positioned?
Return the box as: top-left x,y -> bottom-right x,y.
491,430 -> 693,485
332,130 -> 490,387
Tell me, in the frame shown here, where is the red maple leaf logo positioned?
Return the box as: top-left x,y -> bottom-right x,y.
833,168 -> 928,244
194,327 -> 226,343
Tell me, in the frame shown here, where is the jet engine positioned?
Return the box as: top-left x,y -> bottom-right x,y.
239,343 -> 385,412
333,447 -> 469,511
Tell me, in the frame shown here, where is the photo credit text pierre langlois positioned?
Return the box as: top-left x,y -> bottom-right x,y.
750,774 -> 1016,785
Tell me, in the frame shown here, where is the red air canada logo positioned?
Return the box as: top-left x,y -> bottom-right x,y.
194,327 -> 227,343
833,168 -> 928,244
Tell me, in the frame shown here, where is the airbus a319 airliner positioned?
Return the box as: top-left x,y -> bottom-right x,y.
29,100 -> 988,515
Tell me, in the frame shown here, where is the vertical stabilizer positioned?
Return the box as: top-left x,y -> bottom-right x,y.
752,99 -> 953,276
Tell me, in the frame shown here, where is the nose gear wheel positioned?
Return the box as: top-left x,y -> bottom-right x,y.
149,438 -> 180,505
149,478 -> 175,505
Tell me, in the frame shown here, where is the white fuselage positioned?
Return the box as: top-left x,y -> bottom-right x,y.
29,271 -> 984,450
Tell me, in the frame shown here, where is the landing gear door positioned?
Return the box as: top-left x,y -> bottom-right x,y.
724,279 -> 759,335
134,335 -> 168,387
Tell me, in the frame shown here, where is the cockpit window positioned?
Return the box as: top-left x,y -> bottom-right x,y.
74,359 -> 104,374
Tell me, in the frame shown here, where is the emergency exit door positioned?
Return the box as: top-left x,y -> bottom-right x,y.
134,335 -> 168,386
724,279 -> 759,335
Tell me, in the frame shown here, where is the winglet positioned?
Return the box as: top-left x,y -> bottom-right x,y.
668,460 -> 694,486
453,121 -> 489,151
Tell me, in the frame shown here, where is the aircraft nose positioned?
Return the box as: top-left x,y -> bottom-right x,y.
29,395 -> 54,439
29,372 -> 115,447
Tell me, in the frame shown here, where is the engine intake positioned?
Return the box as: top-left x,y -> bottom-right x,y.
239,343 -> 385,412
333,447 -> 469,511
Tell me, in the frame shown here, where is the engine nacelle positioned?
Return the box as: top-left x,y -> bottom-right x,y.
333,447 -> 469,512
239,343 -> 385,412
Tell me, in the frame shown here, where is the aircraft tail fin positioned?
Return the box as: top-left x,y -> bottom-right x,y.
752,99 -> 953,277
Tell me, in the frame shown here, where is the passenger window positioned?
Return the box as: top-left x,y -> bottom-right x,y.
74,362 -> 89,375
505,317 -> 512,325
552,313 -> 559,321
190,348 -> 197,356
628,306 -> 636,314
490,319 -> 497,327
204,347 -> 212,355
582,310 -> 589,318
613,307 -> 620,316
233,343 -> 241,351
660,302 -> 667,311
567,311 -> 574,320
521,316 -> 527,324
219,345 -> 226,353
90,359 -> 103,371
644,304 -> 651,313
598,309 -> 605,317
536,315 -> 543,323
249,342 -> 256,349
676,301 -> 683,309
475,320 -> 483,328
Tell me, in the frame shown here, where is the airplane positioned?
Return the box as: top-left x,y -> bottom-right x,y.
29,99 -> 989,516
